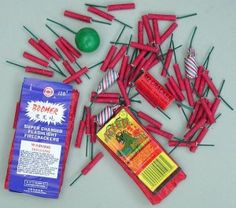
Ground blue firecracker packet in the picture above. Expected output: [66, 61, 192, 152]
[5, 78, 79, 198]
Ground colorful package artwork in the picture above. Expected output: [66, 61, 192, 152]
[5, 78, 79, 198]
[97, 107, 186, 204]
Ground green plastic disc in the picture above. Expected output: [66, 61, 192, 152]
[75, 27, 100, 53]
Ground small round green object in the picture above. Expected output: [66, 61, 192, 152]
[75, 27, 100, 53]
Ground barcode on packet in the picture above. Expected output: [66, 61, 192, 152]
[138, 152, 178, 192]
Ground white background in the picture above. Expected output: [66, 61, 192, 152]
[0, 0, 236, 207]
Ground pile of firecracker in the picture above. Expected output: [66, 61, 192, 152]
[4, 2, 233, 205]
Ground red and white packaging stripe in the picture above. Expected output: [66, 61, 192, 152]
[96, 105, 120, 126]
[97, 69, 119, 94]
[184, 48, 198, 79]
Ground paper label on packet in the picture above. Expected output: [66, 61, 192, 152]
[8, 78, 73, 198]
[97, 108, 178, 192]
[17, 140, 61, 179]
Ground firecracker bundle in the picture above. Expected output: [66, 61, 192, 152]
[5, 78, 79, 198]
[97, 107, 186, 204]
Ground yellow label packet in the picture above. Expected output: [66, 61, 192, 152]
[97, 108, 178, 192]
